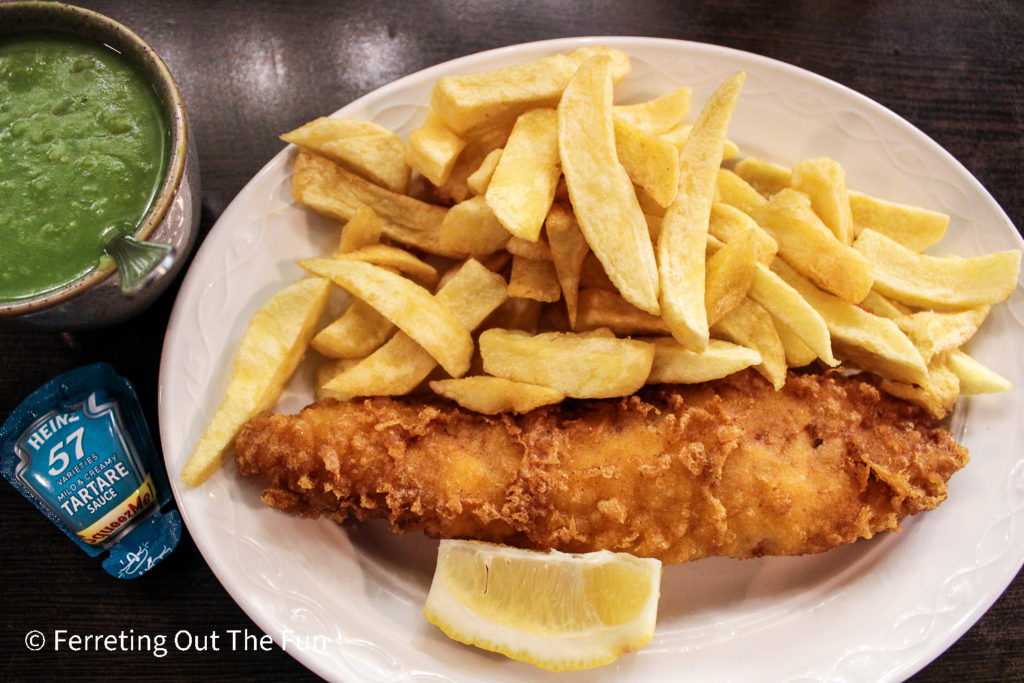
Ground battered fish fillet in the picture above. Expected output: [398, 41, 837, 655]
[234, 370, 968, 563]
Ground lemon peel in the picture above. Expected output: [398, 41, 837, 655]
[423, 540, 661, 671]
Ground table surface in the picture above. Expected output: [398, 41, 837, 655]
[2, 1, 1022, 680]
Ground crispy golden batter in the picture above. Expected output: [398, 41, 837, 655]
[234, 370, 968, 563]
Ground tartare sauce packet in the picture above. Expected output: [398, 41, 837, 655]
[1, 363, 181, 578]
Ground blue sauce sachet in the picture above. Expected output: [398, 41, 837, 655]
[1, 363, 181, 578]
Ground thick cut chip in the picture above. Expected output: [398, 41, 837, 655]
[895, 306, 990, 365]
[545, 204, 589, 327]
[946, 350, 1013, 394]
[466, 147, 503, 195]
[407, 110, 467, 187]
[338, 244, 440, 288]
[575, 288, 670, 336]
[299, 258, 473, 377]
[879, 361, 961, 419]
[660, 124, 740, 160]
[748, 263, 837, 366]
[431, 54, 576, 135]
[292, 151, 442, 232]
[291, 151, 462, 258]
[754, 188, 873, 304]
[772, 259, 927, 385]
[479, 329, 655, 398]
[612, 86, 692, 135]
[438, 195, 511, 257]
[315, 358, 360, 401]
[565, 45, 632, 81]
[429, 376, 564, 414]
[613, 115, 680, 207]
[715, 168, 767, 216]
[710, 298, 787, 390]
[848, 190, 948, 251]
[733, 157, 791, 197]
[773, 321, 820, 368]
[736, 161, 949, 251]
[485, 108, 561, 241]
[336, 206, 383, 254]
[708, 202, 776, 264]
[435, 131, 509, 205]
[282, 117, 389, 142]
[508, 255, 562, 302]
[704, 229, 758, 326]
[181, 277, 331, 485]
[280, 117, 409, 193]
[646, 337, 761, 384]
[429, 45, 634, 136]
[859, 290, 911, 319]
[853, 228, 1021, 309]
[322, 259, 508, 397]
[507, 235, 552, 261]
[658, 71, 745, 350]
[789, 157, 854, 244]
[311, 298, 395, 359]
[320, 334, 428, 400]
[558, 55, 660, 315]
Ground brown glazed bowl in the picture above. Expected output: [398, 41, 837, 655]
[0, 1, 200, 329]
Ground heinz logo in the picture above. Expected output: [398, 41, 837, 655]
[23, 412, 81, 453]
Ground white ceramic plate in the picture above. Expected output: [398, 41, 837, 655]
[159, 37, 1024, 682]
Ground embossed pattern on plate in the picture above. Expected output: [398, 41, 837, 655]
[159, 37, 1024, 682]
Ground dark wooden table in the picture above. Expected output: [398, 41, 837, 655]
[2, 1, 1021, 680]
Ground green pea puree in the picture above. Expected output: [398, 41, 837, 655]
[0, 32, 169, 302]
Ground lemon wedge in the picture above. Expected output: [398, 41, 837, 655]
[423, 540, 662, 671]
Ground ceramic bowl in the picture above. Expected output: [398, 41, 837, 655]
[0, 1, 200, 328]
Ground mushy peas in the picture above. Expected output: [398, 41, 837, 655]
[0, 32, 169, 302]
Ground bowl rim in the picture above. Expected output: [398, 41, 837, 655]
[0, 1, 189, 317]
